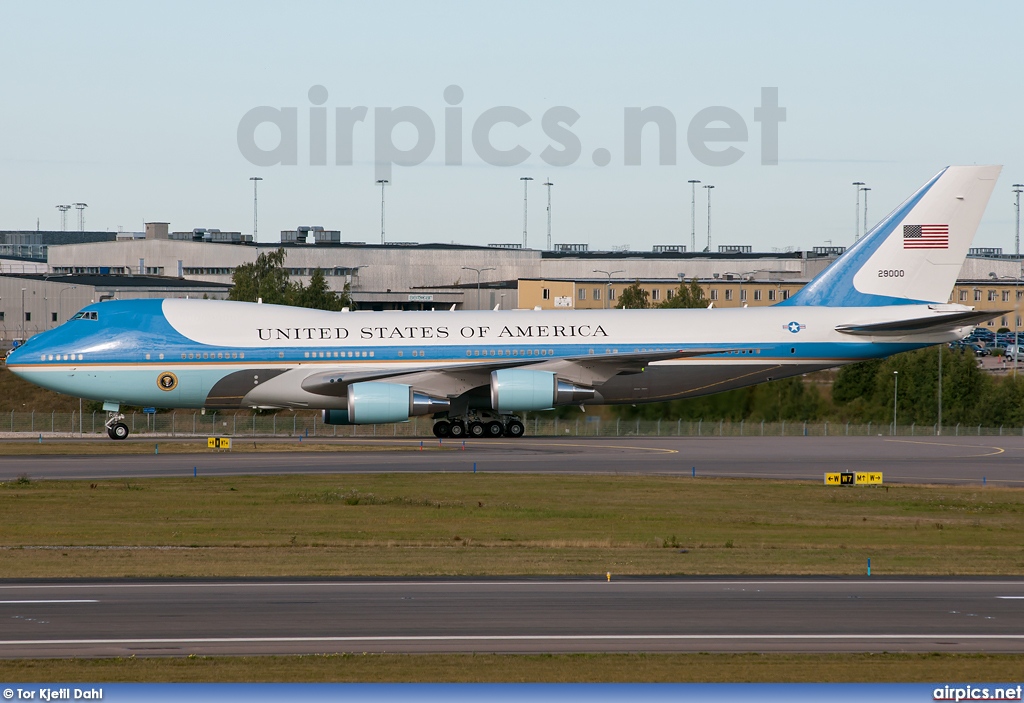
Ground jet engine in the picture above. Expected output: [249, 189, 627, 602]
[338, 381, 449, 424]
[322, 409, 352, 425]
[489, 369, 594, 413]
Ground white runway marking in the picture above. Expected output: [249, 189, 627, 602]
[0, 600, 97, 604]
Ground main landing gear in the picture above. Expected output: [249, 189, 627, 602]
[105, 412, 130, 440]
[432, 411, 525, 439]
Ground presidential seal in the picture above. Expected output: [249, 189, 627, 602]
[157, 372, 178, 391]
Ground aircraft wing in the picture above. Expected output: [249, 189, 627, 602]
[299, 347, 743, 398]
[834, 309, 1006, 336]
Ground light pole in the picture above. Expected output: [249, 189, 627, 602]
[861, 186, 871, 237]
[937, 342, 943, 436]
[893, 370, 898, 435]
[1011, 261, 1019, 378]
[73, 203, 88, 231]
[593, 269, 624, 309]
[852, 182, 865, 241]
[376, 179, 389, 244]
[688, 179, 701, 251]
[462, 266, 495, 310]
[724, 271, 756, 307]
[20, 288, 26, 340]
[990, 270, 1022, 379]
[520, 177, 534, 248]
[249, 177, 263, 240]
[56, 204, 71, 231]
[59, 285, 77, 325]
[346, 265, 369, 310]
[704, 184, 715, 252]
[543, 179, 553, 251]
[1013, 184, 1024, 258]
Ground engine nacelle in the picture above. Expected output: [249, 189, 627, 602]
[490, 369, 595, 412]
[346, 382, 450, 424]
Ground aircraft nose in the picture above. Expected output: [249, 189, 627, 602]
[4, 345, 29, 373]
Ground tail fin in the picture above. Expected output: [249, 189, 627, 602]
[781, 165, 1001, 307]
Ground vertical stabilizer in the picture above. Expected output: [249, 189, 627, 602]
[782, 165, 1001, 307]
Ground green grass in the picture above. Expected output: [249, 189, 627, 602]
[3, 473, 1022, 682]
[2, 473, 1023, 577]
[1, 653, 1022, 682]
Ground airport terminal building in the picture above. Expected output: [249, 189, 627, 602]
[3, 223, 1024, 347]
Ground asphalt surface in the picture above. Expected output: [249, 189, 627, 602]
[1, 578, 1022, 656]
[1, 435, 1023, 485]
[3, 438, 1021, 658]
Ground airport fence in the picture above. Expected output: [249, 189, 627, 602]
[5, 410, 1024, 439]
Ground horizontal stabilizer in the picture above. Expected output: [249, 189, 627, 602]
[835, 309, 1006, 336]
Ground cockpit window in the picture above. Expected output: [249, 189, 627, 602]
[71, 312, 98, 321]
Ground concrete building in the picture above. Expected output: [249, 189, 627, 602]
[0, 230, 117, 262]
[46, 226, 843, 309]
[0, 273, 231, 348]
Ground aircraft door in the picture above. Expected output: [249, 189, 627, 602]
[177, 371, 209, 407]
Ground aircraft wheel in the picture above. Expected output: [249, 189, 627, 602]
[485, 421, 504, 438]
[110, 423, 130, 441]
[432, 421, 451, 438]
[504, 420, 525, 438]
[448, 421, 466, 438]
[468, 421, 486, 438]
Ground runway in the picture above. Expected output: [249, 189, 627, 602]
[1, 578, 1022, 657]
[2, 435, 1023, 485]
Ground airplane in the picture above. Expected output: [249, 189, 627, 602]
[4, 165, 1004, 440]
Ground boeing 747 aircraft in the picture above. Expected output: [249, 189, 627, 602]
[5, 166, 1004, 439]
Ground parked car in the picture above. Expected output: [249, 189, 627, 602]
[969, 343, 990, 357]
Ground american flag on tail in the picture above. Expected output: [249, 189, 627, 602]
[903, 224, 949, 249]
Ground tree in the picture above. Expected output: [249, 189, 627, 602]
[658, 280, 707, 309]
[229, 248, 296, 305]
[615, 281, 650, 309]
[832, 358, 884, 404]
[293, 268, 349, 311]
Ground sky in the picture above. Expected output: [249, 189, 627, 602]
[1, 1, 1022, 253]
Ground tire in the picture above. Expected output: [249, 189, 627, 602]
[111, 423, 130, 440]
[432, 421, 451, 438]
[485, 421, 504, 438]
[106, 428, 116, 440]
[468, 421, 486, 438]
[504, 420, 525, 438]
[448, 421, 466, 438]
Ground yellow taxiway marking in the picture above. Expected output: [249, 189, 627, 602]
[884, 439, 1005, 457]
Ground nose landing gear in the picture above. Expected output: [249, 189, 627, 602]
[105, 412, 130, 440]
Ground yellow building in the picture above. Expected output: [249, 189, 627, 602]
[951, 280, 1024, 330]
[518, 277, 804, 310]
[519, 277, 1024, 332]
